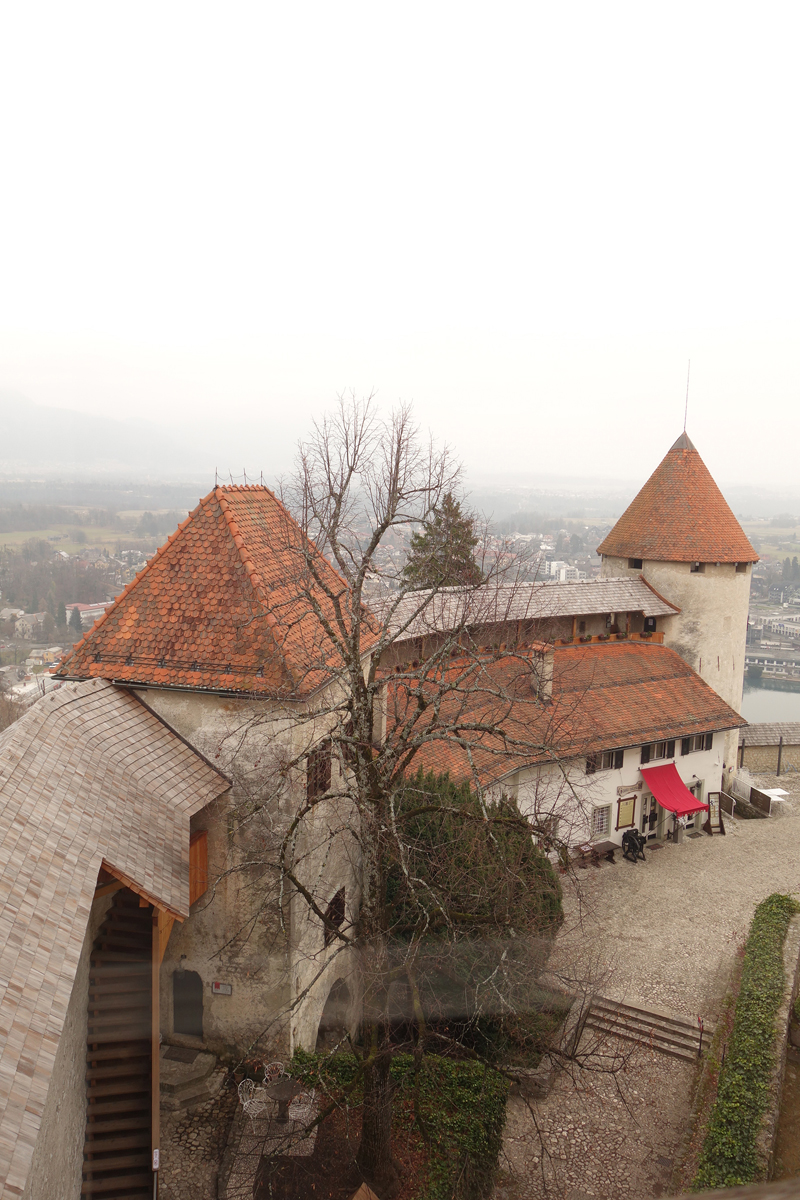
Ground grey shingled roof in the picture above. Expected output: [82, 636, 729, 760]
[374, 577, 679, 643]
[739, 722, 800, 746]
[0, 679, 229, 1198]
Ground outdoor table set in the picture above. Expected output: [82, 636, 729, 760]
[237, 1061, 316, 1130]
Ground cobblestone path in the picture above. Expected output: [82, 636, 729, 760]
[497, 770, 800, 1200]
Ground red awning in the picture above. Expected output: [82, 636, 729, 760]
[640, 763, 709, 816]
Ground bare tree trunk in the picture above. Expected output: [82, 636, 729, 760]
[357, 1037, 400, 1198]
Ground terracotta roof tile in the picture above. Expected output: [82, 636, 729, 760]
[396, 640, 746, 785]
[57, 486, 367, 696]
[596, 433, 758, 563]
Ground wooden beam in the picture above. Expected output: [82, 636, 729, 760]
[94, 880, 126, 899]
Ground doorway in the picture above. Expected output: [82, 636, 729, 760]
[173, 968, 203, 1038]
[640, 794, 661, 841]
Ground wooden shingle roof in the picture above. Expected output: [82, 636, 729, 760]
[596, 433, 758, 564]
[57, 485, 364, 697]
[0, 680, 229, 1197]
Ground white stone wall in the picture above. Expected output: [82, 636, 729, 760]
[601, 555, 751, 769]
[22, 894, 112, 1200]
[513, 738, 724, 849]
[137, 687, 361, 1060]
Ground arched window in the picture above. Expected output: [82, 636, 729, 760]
[323, 888, 346, 946]
[173, 968, 203, 1038]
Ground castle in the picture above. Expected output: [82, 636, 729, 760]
[0, 431, 756, 1199]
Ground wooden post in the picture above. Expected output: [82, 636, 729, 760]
[151, 909, 176, 1197]
[152, 910, 160, 1197]
[777, 735, 783, 777]
[739, 738, 745, 768]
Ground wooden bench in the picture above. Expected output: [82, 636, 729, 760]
[572, 840, 617, 867]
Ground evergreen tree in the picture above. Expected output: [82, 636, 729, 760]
[783, 557, 792, 579]
[793, 556, 800, 582]
[69, 606, 84, 637]
[402, 493, 483, 589]
[57, 601, 67, 628]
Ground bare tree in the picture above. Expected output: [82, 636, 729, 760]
[214, 396, 606, 1196]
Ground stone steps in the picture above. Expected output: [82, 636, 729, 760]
[584, 996, 714, 1063]
[160, 1048, 225, 1112]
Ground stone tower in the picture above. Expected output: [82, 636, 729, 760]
[596, 432, 758, 771]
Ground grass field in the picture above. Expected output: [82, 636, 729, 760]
[741, 519, 800, 562]
[0, 526, 164, 554]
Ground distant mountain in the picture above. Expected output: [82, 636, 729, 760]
[0, 391, 204, 479]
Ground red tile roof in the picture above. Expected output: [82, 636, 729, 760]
[596, 433, 758, 563]
[395, 639, 745, 786]
[57, 485, 368, 696]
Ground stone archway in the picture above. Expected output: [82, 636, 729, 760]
[315, 978, 351, 1051]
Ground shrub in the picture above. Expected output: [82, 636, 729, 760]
[291, 1050, 509, 1199]
[693, 893, 800, 1190]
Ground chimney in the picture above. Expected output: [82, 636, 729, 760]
[531, 643, 554, 702]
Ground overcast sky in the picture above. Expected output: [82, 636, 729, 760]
[0, 2, 797, 488]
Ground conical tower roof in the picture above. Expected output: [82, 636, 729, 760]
[596, 434, 758, 564]
[58, 485, 363, 696]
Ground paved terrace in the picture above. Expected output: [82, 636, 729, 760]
[499, 770, 800, 1200]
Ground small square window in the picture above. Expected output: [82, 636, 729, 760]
[736, 562, 748, 574]
[602, 749, 624, 770]
[592, 806, 610, 837]
[643, 617, 656, 633]
[690, 562, 705, 574]
[628, 558, 643, 570]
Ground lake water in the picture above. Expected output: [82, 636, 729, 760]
[740, 683, 800, 723]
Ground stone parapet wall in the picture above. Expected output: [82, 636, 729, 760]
[739, 745, 800, 774]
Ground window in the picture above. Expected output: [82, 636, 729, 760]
[690, 562, 705, 574]
[736, 562, 748, 574]
[592, 806, 610, 837]
[323, 888, 346, 947]
[643, 616, 656, 633]
[641, 740, 675, 764]
[307, 741, 332, 800]
[588, 748, 623, 774]
[189, 831, 208, 905]
[578, 620, 586, 634]
[628, 558, 643, 570]
[681, 733, 713, 755]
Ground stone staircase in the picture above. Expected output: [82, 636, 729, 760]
[160, 1044, 226, 1111]
[584, 996, 714, 1063]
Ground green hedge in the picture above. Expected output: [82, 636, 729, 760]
[292, 1050, 509, 1199]
[693, 893, 799, 1190]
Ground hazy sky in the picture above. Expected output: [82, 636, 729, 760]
[1, 3, 797, 487]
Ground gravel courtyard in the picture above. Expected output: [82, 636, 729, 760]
[498, 770, 800, 1200]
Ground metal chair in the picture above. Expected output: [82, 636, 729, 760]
[264, 1060, 285, 1082]
[288, 1087, 316, 1124]
[237, 1078, 273, 1130]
